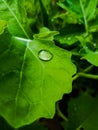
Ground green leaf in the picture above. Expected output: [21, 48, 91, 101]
[0, 116, 47, 130]
[81, 50, 98, 66]
[76, 34, 98, 66]
[58, 0, 82, 23]
[58, 0, 97, 22]
[85, 0, 97, 21]
[62, 92, 98, 130]
[0, 20, 7, 35]
[25, 0, 51, 19]
[0, 33, 76, 128]
[76, 106, 98, 130]
[0, 0, 32, 38]
[34, 27, 59, 41]
[0, 28, 12, 54]
[54, 24, 85, 46]
[24, 0, 51, 30]
[55, 34, 78, 45]
[58, 0, 97, 33]
[89, 15, 98, 32]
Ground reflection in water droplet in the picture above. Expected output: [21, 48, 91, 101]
[93, 43, 97, 47]
[67, 37, 71, 40]
[38, 50, 53, 61]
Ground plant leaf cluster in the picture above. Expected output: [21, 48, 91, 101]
[0, 0, 98, 129]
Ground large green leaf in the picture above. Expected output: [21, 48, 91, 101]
[0, 0, 32, 38]
[0, 31, 76, 128]
[0, 116, 47, 130]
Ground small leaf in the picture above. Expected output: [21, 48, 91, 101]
[77, 34, 98, 66]
[55, 34, 78, 45]
[85, 0, 97, 21]
[55, 24, 84, 46]
[34, 27, 59, 41]
[81, 50, 98, 66]
[58, 0, 98, 23]
[89, 15, 98, 32]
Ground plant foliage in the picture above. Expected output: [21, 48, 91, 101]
[0, 0, 98, 130]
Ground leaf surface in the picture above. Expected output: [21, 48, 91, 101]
[0, 20, 7, 35]
[58, 0, 97, 23]
[34, 27, 59, 41]
[62, 93, 98, 130]
[82, 50, 98, 66]
[0, 0, 32, 38]
[0, 32, 76, 128]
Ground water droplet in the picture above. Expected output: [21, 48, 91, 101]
[38, 50, 53, 61]
[67, 37, 71, 40]
[93, 43, 97, 47]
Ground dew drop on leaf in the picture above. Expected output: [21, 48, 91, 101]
[93, 43, 97, 47]
[38, 50, 53, 61]
[67, 37, 71, 40]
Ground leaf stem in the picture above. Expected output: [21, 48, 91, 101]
[79, 0, 88, 33]
[72, 65, 96, 81]
[72, 65, 93, 80]
[77, 72, 98, 79]
[56, 102, 68, 122]
[83, 65, 94, 72]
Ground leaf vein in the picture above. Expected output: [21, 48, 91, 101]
[1, 0, 30, 38]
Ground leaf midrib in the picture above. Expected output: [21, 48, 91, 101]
[15, 40, 53, 118]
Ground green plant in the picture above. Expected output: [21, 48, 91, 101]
[0, 0, 98, 130]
